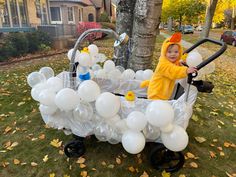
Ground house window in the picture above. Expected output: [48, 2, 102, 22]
[9, 0, 19, 26]
[18, 0, 27, 26]
[50, 7, 62, 24]
[88, 13, 94, 22]
[78, 9, 82, 21]
[1, 1, 10, 27]
[41, 4, 48, 25]
[68, 7, 74, 23]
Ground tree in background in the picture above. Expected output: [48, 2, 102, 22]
[201, 0, 218, 38]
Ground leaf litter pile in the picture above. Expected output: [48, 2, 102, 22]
[0, 37, 235, 177]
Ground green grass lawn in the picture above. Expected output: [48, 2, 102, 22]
[0, 37, 235, 177]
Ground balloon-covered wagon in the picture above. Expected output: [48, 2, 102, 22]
[27, 29, 227, 172]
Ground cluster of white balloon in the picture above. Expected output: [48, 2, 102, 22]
[27, 45, 213, 155]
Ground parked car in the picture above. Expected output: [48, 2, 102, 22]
[220, 31, 236, 46]
[180, 25, 194, 34]
[195, 26, 203, 31]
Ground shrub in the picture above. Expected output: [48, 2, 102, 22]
[0, 40, 17, 62]
[7, 32, 29, 56]
[98, 12, 110, 22]
[100, 22, 116, 31]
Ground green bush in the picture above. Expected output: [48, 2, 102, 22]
[98, 12, 110, 22]
[0, 40, 17, 62]
[7, 32, 29, 56]
[100, 22, 116, 31]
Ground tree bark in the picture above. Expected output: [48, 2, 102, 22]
[201, 0, 218, 38]
[128, 0, 163, 71]
[114, 0, 136, 68]
[231, 6, 235, 30]
[167, 17, 172, 32]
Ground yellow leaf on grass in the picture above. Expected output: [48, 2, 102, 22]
[224, 142, 231, 148]
[11, 142, 19, 148]
[80, 164, 86, 168]
[161, 170, 171, 177]
[128, 166, 135, 173]
[43, 155, 49, 162]
[101, 161, 106, 166]
[108, 164, 115, 169]
[179, 175, 186, 177]
[217, 147, 223, 151]
[1, 161, 9, 167]
[31, 162, 38, 167]
[13, 159, 20, 165]
[50, 139, 62, 148]
[76, 157, 86, 164]
[64, 175, 70, 177]
[49, 173, 55, 177]
[39, 134, 45, 140]
[220, 152, 225, 156]
[191, 115, 199, 122]
[4, 126, 12, 134]
[80, 170, 87, 177]
[116, 157, 121, 164]
[209, 151, 217, 158]
[186, 152, 195, 159]
[195, 136, 206, 143]
[190, 162, 198, 168]
[216, 119, 225, 125]
[140, 171, 149, 177]
[17, 102, 25, 106]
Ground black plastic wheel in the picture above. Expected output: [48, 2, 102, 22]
[64, 140, 86, 158]
[149, 143, 185, 173]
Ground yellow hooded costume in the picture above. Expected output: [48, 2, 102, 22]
[141, 33, 188, 100]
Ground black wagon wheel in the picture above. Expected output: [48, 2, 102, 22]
[64, 140, 86, 158]
[149, 143, 185, 173]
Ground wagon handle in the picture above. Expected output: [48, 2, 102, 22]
[183, 38, 227, 71]
[69, 28, 128, 89]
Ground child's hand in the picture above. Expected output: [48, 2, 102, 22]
[187, 67, 197, 74]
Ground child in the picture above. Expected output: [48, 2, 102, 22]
[141, 33, 197, 100]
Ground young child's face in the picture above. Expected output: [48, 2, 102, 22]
[166, 44, 180, 63]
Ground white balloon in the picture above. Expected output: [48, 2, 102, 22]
[108, 114, 121, 125]
[55, 88, 80, 111]
[94, 53, 107, 63]
[78, 52, 91, 67]
[145, 100, 174, 128]
[67, 49, 80, 62]
[39, 104, 57, 115]
[135, 70, 144, 80]
[39, 67, 54, 80]
[77, 80, 101, 102]
[77, 65, 89, 75]
[103, 60, 115, 73]
[186, 51, 203, 67]
[39, 89, 56, 106]
[143, 123, 161, 140]
[122, 130, 145, 154]
[88, 44, 99, 56]
[115, 119, 129, 133]
[27, 72, 46, 88]
[143, 69, 153, 80]
[121, 69, 135, 80]
[161, 125, 189, 152]
[160, 123, 174, 133]
[73, 101, 93, 122]
[46, 77, 63, 92]
[95, 92, 120, 118]
[115, 65, 125, 73]
[126, 111, 147, 131]
[31, 82, 49, 101]
[95, 69, 107, 79]
[92, 64, 102, 72]
[107, 69, 122, 80]
[89, 69, 94, 79]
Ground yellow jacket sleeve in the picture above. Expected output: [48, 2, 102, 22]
[140, 80, 150, 88]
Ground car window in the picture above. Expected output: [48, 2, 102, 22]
[233, 32, 236, 36]
[225, 31, 233, 36]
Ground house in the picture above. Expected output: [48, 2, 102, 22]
[0, 0, 50, 33]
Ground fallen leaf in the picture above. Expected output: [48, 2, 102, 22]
[1, 161, 9, 167]
[80, 164, 86, 168]
[11, 142, 19, 148]
[13, 159, 20, 165]
[179, 175, 186, 177]
[217, 147, 223, 151]
[59, 150, 64, 155]
[91, 168, 96, 171]
[39, 134, 45, 140]
[80, 170, 87, 177]
[190, 162, 198, 168]
[17, 102, 25, 106]
[226, 171, 235, 177]
[224, 142, 231, 148]
[76, 157, 86, 164]
[161, 170, 171, 177]
[216, 119, 225, 125]
[31, 162, 38, 167]
[220, 152, 225, 156]
[43, 155, 49, 162]
[64, 175, 70, 177]
[209, 151, 217, 158]
[107, 164, 115, 169]
[128, 166, 135, 173]
[191, 115, 199, 122]
[21, 162, 27, 165]
[195, 136, 206, 143]
[140, 171, 149, 177]
[49, 173, 56, 177]
[50, 139, 62, 148]
[186, 152, 195, 159]
[116, 157, 121, 164]
[4, 126, 12, 134]
[101, 161, 106, 166]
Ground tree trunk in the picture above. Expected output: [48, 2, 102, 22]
[231, 6, 235, 30]
[201, 0, 218, 38]
[114, 0, 136, 68]
[167, 17, 172, 32]
[128, 0, 163, 71]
